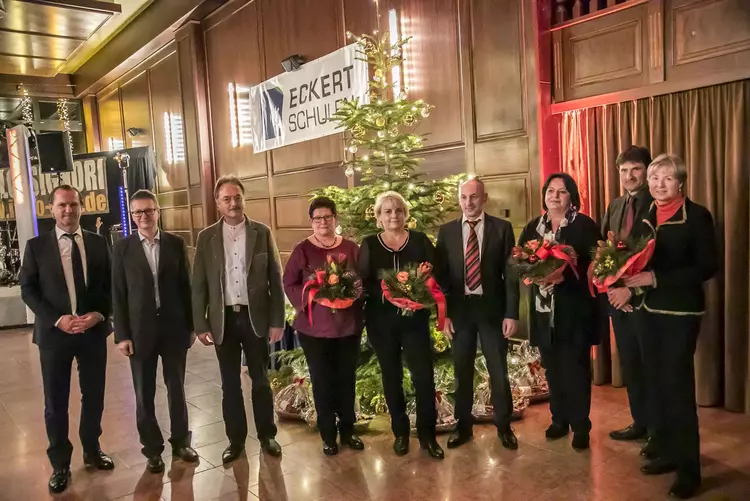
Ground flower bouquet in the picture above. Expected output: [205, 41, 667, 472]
[302, 253, 362, 324]
[588, 231, 656, 296]
[509, 239, 579, 286]
[379, 262, 446, 330]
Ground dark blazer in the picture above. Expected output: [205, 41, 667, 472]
[192, 217, 285, 344]
[435, 214, 519, 321]
[20, 229, 112, 348]
[112, 232, 193, 355]
[518, 214, 602, 347]
[601, 186, 653, 239]
[631, 198, 718, 315]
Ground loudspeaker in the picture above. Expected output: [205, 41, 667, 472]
[36, 131, 73, 173]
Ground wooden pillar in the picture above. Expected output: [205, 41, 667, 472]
[81, 95, 101, 152]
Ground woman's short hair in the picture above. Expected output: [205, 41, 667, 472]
[308, 196, 337, 218]
[374, 191, 410, 221]
[542, 172, 581, 211]
[647, 153, 688, 185]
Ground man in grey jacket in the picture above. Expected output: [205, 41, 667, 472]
[192, 175, 285, 463]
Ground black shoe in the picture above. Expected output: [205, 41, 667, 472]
[641, 458, 677, 475]
[669, 478, 701, 499]
[420, 438, 445, 460]
[609, 423, 647, 441]
[393, 436, 409, 456]
[260, 438, 282, 457]
[322, 441, 339, 456]
[83, 450, 115, 470]
[341, 434, 365, 451]
[545, 422, 569, 439]
[222, 443, 245, 464]
[572, 432, 590, 450]
[48, 468, 71, 494]
[640, 438, 659, 459]
[447, 430, 473, 449]
[146, 456, 165, 474]
[498, 427, 518, 450]
[173, 445, 199, 463]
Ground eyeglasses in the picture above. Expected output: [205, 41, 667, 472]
[131, 209, 157, 218]
[311, 215, 335, 223]
[220, 195, 244, 204]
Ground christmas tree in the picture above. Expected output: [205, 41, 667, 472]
[312, 31, 464, 242]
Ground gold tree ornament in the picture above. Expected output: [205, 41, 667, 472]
[420, 107, 431, 118]
[352, 124, 365, 138]
[404, 114, 416, 126]
[407, 217, 417, 229]
[347, 143, 358, 154]
[375, 116, 386, 127]
[365, 205, 376, 220]
[433, 192, 445, 204]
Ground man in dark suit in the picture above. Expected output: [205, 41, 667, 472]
[20, 185, 114, 494]
[601, 146, 655, 454]
[436, 178, 520, 450]
[192, 175, 285, 463]
[112, 190, 199, 474]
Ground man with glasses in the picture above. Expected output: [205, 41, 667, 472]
[112, 190, 198, 473]
[192, 175, 284, 463]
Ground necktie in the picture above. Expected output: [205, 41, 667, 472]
[63, 233, 86, 311]
[465, 220, 481, 292]
[620, 196, 636, 239]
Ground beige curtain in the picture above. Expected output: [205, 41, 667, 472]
[561, 80, 750, 413]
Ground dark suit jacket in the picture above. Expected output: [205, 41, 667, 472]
[20, 229, 112, 349]
[112, 232, 193, 355]
[631, 198, 718, 315]
[192, 217, 285, 344]
[435, 214, 519, 322]
[601, 186, 653, 239]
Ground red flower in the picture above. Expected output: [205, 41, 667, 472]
[528, 255, 539, 264]
[396, 271, 410, 283]
[526, 240, 540, 251]
[327, 274, 340, 285]
[616, 241, 628, 250]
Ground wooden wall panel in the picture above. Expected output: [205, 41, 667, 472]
[275, 196, 311, 228]
[484, 175, 530, 229]
[97, 91, 124, 150]
[244, 199, 272, 226]
[160, 206, 192, 231]
[474, 136, 530, 177]
[120, 72, 153, 149]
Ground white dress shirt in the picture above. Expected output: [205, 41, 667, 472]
[55, 225, 87, 315]
[462, 212, 485, 295]
[138, 230, 161, 308]
[223, 220, 248, 306]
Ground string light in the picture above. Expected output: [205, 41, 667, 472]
[21, 88, 33, 126]
[57, 98, 73, 151]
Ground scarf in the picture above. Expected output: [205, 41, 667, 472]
[656, 196, 685, 226]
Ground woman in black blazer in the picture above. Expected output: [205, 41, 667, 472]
[624, 154, 718, 499]
[518, 173, 602, 451]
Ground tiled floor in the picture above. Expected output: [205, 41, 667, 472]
[0, 327, 748, 501]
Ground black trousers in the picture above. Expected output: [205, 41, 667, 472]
[610, 305, 649, 430]
[367, 310, 436, 440]
[129, 318, 190, 458]
[39, 332, 107, 469]
[298, 332, 361, 443]
[215, 308, 277, 443]
[539, 340, 592, 434]
[639, 310, 702, 482]
[452, 296, 513, 432]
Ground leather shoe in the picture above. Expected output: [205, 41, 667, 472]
[572, 432, 590, 450]
[499, 427, 518, 450]
[146, 456, 165, 474]
[173, 445, 199, 463]
[669, 478, 701, 499]
[545, 422, 569, 439]
[341, 434, 365, 451]
[609, 423, 647, 441]
[83, 450, 115, 470]
[640, 437, 659, 459]
[222, 443, 245, 464]
[48, 468, 71, 494]
[393, 436, 409, 456]
[420, 438, 445, 460]
[322, 441, 339, 456]
[641, 458, 676, 475]
[447, 430, 473, 449]
[260, 438, 282, 457]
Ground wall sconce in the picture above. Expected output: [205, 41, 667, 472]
[281, 55, 305, 72]
[228, 83, 252, 148]
[126, 127, 142, 137]
[163, 112, 184, 164]
[108, 137, 125, 151]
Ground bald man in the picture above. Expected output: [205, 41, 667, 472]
[435, 178, 520, 450]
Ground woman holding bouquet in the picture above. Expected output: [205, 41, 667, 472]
[518, 173, 601, 450]
[357, 191, 444, 459]
[283, 197, 364, 456]
[624, 154, 718, 499]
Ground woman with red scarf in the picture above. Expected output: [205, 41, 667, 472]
[625, 154, 718, 499]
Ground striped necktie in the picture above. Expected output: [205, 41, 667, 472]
[465, 220, 481, 291]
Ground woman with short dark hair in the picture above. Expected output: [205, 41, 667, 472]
[282, 197, 364, 456]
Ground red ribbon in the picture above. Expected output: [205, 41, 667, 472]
[301, 273, 358, 325]
[588, 239, 656, 296]
[379, 275, 446, 331]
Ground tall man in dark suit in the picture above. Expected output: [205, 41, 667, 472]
[112, 190, 199, 474]
[436, 178, 520, 450]
[601, 146, 655, 453]
[20, 185, 114, 494]
[192, 175, 285, 463]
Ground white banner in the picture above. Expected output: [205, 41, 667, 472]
[249, 44, 369, 153]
